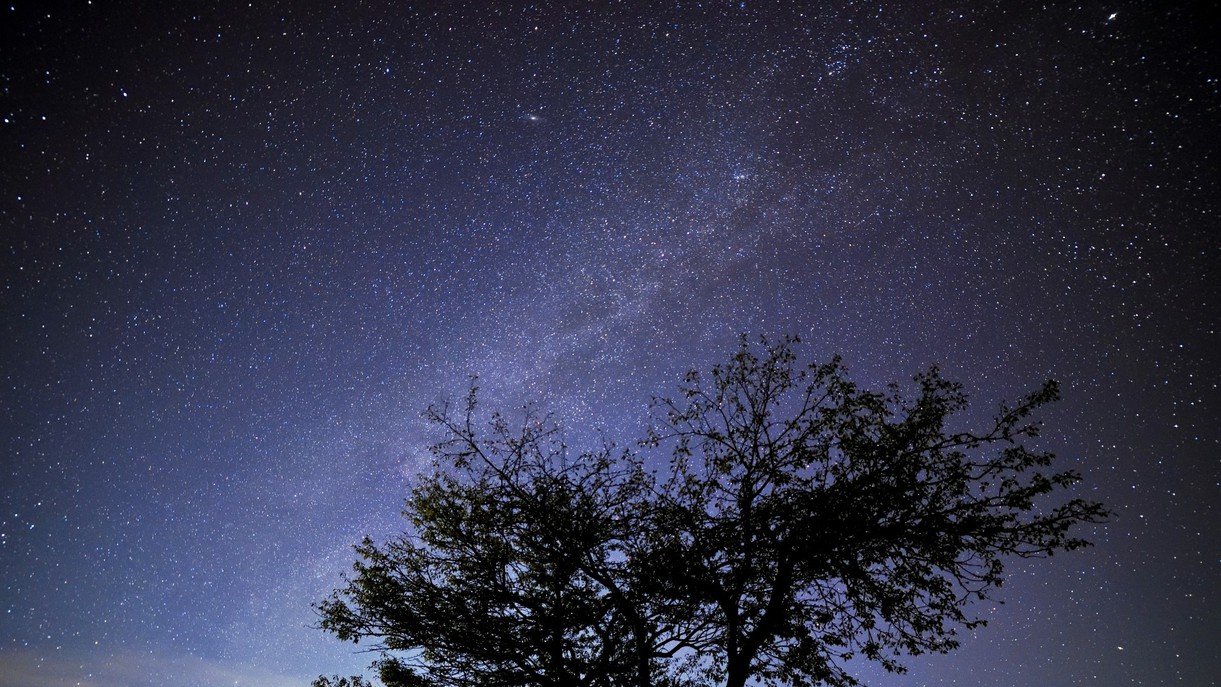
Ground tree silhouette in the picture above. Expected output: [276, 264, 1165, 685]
[638, 336, 1107, 686]
[316, 387, 696, 687]
[315, 336, 1106, 686]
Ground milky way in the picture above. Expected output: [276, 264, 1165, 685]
[1, 3, 1216, 685]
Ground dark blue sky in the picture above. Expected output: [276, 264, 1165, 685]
[1, 2, 1216, 685]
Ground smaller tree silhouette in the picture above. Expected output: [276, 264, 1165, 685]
[311, 675, 372, 687]
[316, 386, 694, 687]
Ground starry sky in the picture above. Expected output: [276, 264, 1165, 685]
[1, 2, 1217, 686]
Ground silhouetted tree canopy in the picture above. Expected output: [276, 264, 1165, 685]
[315, 336, 1107, 687]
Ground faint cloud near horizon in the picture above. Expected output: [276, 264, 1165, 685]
[0, 648, 304, 687]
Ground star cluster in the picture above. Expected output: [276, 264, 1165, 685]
[1, 2, 1216, 685]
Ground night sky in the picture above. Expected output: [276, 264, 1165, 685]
[1, 2, 1217, 686]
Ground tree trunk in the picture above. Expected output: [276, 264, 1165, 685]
[725, 658, 750, 687]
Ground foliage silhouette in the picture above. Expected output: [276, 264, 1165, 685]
[311, 675, 373, 687]
[317, 386, 691, 687]
[315, 336, 1106, 686]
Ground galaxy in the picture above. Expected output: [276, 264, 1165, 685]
[1, 2, 1216, 685]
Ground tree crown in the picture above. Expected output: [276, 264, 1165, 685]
[314, 336, 1107, 687]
